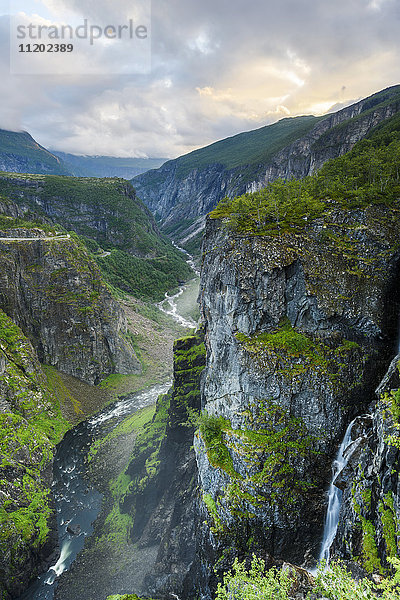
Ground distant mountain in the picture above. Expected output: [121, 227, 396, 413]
[132, 85, 400, 253]
[0, 128, 166, 180]
[0, 129, 71, 175]
[52, 152, 167, 179]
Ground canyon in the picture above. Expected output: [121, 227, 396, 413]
[1, 84, 400, 600]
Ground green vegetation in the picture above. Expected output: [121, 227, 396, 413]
[142, 116, 322, 188]
[95, 331, 205, 550]
[197, 398, 317, 524]
[96, 248, 191, 302]
[382, 386, 400, 450]
[0, 128, 69, 175]
[198, 412, 237, 478]
[88, 404, 156, 464]
[180, 229, 204, 257]
[236, 318, 361, 386]
[210, 112, 400, 235]
[0, 212, 61, 234]
[216, 555, 400, 600]
[203, 493, 224, 535]
[360, 518, 384, 574]
[105, 555, 400, 600]
[0, 310, 70, 567]
[379, 492, 399, 559]
[42, 365, 84, 418]
[216, 555, 293, 600]
[172, 332, 205, 418]
[352, 493, 384, 574]
[100, 390, 172, 546]
[0, 173, 193, 301]
[314, 558, 400, 599]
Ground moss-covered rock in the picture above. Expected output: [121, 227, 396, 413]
[0, 309, 69, 599]
[198, 197, 400, 569]
[0, 225, 140, 384]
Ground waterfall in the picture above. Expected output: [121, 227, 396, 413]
[318, 418, 356, 564]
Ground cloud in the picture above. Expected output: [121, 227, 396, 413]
[0, 0, 399, 157]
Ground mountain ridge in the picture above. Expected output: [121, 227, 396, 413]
[0, 129, 71, 176]
[132, 84, 400, 251]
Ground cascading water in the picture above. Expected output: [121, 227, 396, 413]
[318, 418, 357, 564]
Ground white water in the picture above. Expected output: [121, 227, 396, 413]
[157, 286, 198, 329]
[18, 383, 171, 600]
[172, 241, 200, 277]
[88, 382, 171, 427]
[318, 418, 356, 564]
[44, 541, 73, 585]
[156, 243, 199, 329]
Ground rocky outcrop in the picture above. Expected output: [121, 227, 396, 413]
[133, 85, 400, 246]
[0, 174, 161, 257]
[53, 330, 206, 600]
[331, 354, 400, 574]
[196, 202, 400, 571]
[0, 230, 140, 384]
[0, 309, 67, 599]
[250, 89, 400, 193]
[128, 330, 206, 600]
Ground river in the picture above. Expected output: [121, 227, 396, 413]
[17, 384, 171, 600]
[17, 245, 198, 600]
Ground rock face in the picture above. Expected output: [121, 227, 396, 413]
[332, 354, 400, 573]
[0, 309, 68, 600]
[0, 231, 140, 384]
[133, 85, 400, 246]
[195, 203, 400, 571]
[122, 330, 206, 600]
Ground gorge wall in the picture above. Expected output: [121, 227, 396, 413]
[192, 201, 400, 582]
[105, 198, 400, 600]
[0, 229, 139, 385]
[0, 309, 69, 599]
[0, 202, 141, 598]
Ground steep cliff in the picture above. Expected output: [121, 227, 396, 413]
[133, 85, 400, 249]
[0, 309, 69, 599]
[331, 354, 400, 574]
[53, 330, 205, 600]
[0, 219, 140, 385]
[0, 174, 164, 257]
[0, 174, 193, 300]
[121, 330, 205, 600]
[196, 199, 400, 572]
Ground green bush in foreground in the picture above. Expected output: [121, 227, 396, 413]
[314, 558, 400, 600]
[216, 556, 293, 600]
[215, 556, 400, 600]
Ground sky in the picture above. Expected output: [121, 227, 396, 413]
[0, 0, 399, 159]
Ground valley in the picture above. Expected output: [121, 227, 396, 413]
[1, 84, 400, 600]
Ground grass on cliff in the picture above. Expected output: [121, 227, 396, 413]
[137, 115, 322, 189]
[210, 113, 400, 235]
[0, 310, 70, 557]
[0, 173, 193, 301]
[0, 129, 69, 175]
